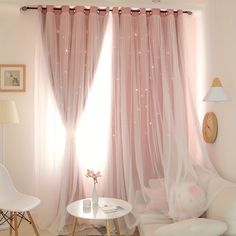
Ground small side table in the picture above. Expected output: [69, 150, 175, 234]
[67, 197, 132, 236]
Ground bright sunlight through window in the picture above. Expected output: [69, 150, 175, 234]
[76, 16, 112, 177]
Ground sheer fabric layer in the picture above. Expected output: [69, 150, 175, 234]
[110, 8, 229, 225]
[36, 6, 108, 233]
[34, 6, 231, 235]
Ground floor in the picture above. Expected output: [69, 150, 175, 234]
[0, 221, 140, 236]
[0, 221, 52, 236]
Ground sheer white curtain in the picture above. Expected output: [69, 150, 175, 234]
[34, 6, 108, 234]
[34, 33, 66, 230]
[33, 6, 231, 235]
[109, 8, 231, 226]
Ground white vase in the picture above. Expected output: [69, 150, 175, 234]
[92, 184, 99, 205]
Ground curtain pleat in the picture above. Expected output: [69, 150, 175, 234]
[37, 6, 108, 233]
[34, 6, 231, 235]
[109, 9, 226, 227]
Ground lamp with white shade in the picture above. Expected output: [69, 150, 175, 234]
[0, 100, 19, 123]
[202, 78, 228, 144]
[203, 77, 229, 102]
[0, 100, 19, 164]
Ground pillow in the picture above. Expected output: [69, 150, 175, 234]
[154, 218, 227, 236]
[142, 179, 169, 214]
[142, 185, 168, 213]
[173, 182, 207, 219]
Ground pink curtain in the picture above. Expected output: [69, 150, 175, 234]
[35, 5, 226, 234]
[38, 6, 108, 233]
[110, 7, 176, 203]
[109, 8, 220, 227]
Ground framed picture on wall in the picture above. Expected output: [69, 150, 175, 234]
[0, 64, 26, 92]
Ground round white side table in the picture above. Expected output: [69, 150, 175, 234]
[67, 197, 132, 236]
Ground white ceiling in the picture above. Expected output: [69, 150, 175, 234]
[0, 0, 206, 11]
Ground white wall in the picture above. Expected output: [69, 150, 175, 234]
[0, 5, 39, 193]
[202, 0, 236, 182]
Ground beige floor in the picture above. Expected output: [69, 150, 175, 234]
[0, 221, 52, 236]
[0, 221, 140, 236]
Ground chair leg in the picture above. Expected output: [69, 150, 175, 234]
[13, 212, 18, 236]
[27, 211, 40, 236]
[10, 211, 13, 235]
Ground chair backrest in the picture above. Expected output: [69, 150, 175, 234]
[0, 164, 18, 201]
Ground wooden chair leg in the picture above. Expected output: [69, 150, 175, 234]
[10, 212, 13, 235]
[27, 211, 40, 236]
[13, 212, 18, 236]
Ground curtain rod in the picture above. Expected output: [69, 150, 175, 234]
[20, 6, 192, 15]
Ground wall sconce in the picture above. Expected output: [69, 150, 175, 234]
[202, 78, 228, 144]
[203, 77, 228, 102]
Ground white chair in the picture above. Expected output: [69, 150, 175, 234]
[0, 164, 40, 236]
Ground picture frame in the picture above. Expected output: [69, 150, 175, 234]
[0, 64, 26, 92]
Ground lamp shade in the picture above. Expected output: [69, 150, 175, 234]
[0, 100, 19, 124]
[203, 78, 228, 102]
